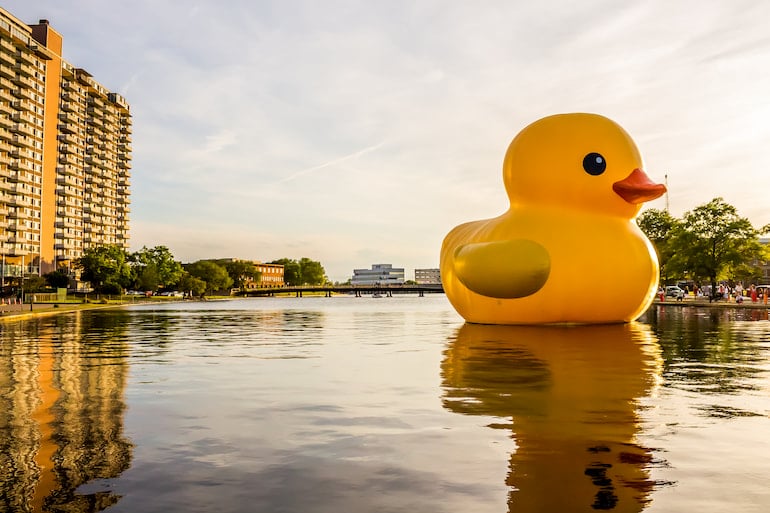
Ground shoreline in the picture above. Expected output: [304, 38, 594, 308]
[654, 298, 770, 309]
[0, 297, 220, 323]
[0, 296, 767, 323]
[0, 302, 129, 322]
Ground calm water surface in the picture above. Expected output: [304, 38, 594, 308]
[1, 296, 769, 512]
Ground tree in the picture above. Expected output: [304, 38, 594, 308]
[177, 271, 206, 297]
[298, 257, 327, 285]
[135, 262, 160, 291]
[270, 258, 300, 285]
[223, 260, 259, 291]
[185, 260, 233, 295]
[131, 246, 183, 291]
[637, 208, 679, 284]
[24, 274, 48, 293]
[77, 245, 135, 294]
[269, 257, 327, 285]
[667, 198, 763, 298]
[44, 269, 71, 289]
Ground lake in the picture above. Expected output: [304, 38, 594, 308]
[1, 295, 769, 512]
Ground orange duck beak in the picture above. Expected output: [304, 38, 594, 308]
[613, 168, 666, 204]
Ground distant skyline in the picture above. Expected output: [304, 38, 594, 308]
[5, 1, 770, 282]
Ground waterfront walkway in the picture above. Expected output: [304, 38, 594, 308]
[1, 293, 767, 323]
[241, 284, 445, 297]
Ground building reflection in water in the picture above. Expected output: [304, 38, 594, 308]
[0, 312, 132, 512]
[441, 322, 667, 512]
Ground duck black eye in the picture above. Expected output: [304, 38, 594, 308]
[583, 152, 606, 176]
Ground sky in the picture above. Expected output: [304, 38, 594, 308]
[5, 0, 770, 282]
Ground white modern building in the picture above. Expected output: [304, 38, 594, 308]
[351, 264, 405, 285]
[415, 268, 441, 285]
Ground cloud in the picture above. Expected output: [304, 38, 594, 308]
[5, 0, 770, 281]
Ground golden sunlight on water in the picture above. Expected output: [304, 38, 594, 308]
[0, 312, 132, 512]
[441, 322, 667, 512]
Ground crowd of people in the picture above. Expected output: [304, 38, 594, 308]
[659, 282, 768, 304]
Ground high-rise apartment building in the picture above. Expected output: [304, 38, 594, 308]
[0, 8, 131, 285]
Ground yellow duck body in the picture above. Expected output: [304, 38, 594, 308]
[440, 113, 666, 325]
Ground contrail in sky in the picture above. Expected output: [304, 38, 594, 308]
[276, 141, 387, 184]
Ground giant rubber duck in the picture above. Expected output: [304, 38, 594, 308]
[440, 113, 666, 324]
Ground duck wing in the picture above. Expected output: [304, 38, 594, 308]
[454, 239, 550, 299]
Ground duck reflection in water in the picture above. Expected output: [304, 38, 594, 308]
[441, 322, 665, 512]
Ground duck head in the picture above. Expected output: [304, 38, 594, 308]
[502, 113, 666, 218]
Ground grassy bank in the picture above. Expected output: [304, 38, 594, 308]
[0, 295, 218, 322]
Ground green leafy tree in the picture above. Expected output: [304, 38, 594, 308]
[44, 269, 71, 289]
[223, 260, 259, 291]
[77, 245, 135, 294]
[186, 260, 233, 295]
[298, 257, 327, 285]
[269, 257, 327, 285]
[637, 208, 679, 284]
[131, 246, 183, 291]
[270, 258, 300, 285]
[177, 271, 206, 297]
[135, 262, 160, 291]
[24, 274, 48, 293]
[667, 198, 763, 297]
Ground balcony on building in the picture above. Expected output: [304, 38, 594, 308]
[57, 122, 76, 134]
[56, 186, 80, 197]
[0, 64, 14, 80]
[55, 216, 81, 228]
[9, 193, 32, 208]
[56, 175, 80, 188]
[75, 68, 95, 87]
[9, 147, 30, 159]
[12, 62, 34, 78]
[54, 241, 78, 251]
[0, 37, 14, 53]
[84, 156, 105, 169]
[87, 116, 104, 128]
[58, 153, 78, 166]
[15, 49, 36, 66]
[107, 92, 129, 109]
[87, 95, 105, 108]
[11, 74, 33, 88]
[86, 125, 104, 136]
[0, 51, 14, 67]
[57, 197, 79, 209]
[56, 164, 82, 178]
[9, 134, 27, 147]
[9, 121, 27, 135]
[8, 160, 32, 172]
[57, 133, 77, 145]
[11, 111, 32, 124]
[58, 111, 77, 124]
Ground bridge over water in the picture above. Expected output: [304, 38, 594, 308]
[241, 284, 444, 298]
